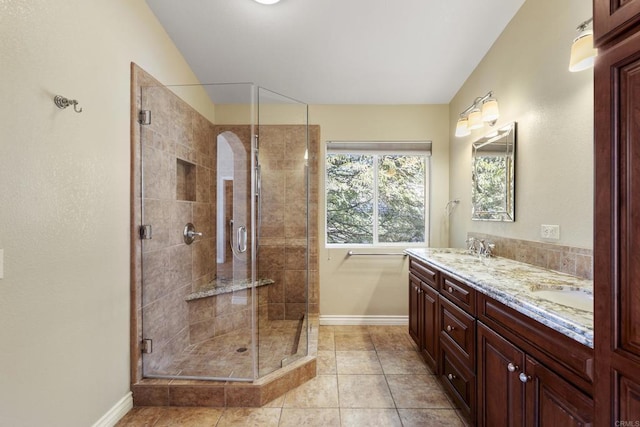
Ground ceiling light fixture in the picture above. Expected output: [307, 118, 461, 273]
[454, 91, 500, 138]
[569, 18, 597, 72]
[254, 0, 281, 4]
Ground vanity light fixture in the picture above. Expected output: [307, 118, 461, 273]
[455, 91, 500, 137]
[569, 18, 597, 72]
[254, 0, 281, 4]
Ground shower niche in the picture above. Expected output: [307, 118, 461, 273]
[130, 64, 318, 406]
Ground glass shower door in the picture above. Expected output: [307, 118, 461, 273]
[139, 82, 257, 381]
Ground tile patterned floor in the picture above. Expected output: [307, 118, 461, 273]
[159, 319, 304, 379]
[117, 325, 470, 426]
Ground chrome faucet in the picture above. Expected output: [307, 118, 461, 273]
[466, 237, 495, 257]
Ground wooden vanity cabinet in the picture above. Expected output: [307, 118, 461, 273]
[408, 258, 439, 372]
[477, 322, 593, 427]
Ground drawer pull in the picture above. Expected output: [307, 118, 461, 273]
[447, 373, 457, 381]
[446, 325, 455, 332]
[519, 372, 531, 383]
[447, 286, 454, 293]
[507, 362, 518, 373]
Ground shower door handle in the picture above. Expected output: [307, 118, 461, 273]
[237, 226, 247, 253]
[229, 220, 247, 256]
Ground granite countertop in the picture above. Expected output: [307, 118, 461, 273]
[405, 248, 594, 348]
[185, 277, 274, 301]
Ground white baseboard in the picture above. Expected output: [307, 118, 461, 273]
[319, 315, 408, 326]
[92, 392, 133, 427]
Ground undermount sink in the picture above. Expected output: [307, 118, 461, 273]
[533, 289, 593, 312]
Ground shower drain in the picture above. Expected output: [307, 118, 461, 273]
[236, 347, 248, 353]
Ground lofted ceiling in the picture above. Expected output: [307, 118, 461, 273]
[145, 0, 525, 105]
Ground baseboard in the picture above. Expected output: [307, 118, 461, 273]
[92, 392, 133, 427]
[319, 315, 408, 326]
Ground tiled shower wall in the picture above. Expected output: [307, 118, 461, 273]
[137, 77, 218, 374]
[467, 232, 593, 280]
[258, 125, 320, 320]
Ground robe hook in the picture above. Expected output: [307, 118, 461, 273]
[54, 95, 82, 113]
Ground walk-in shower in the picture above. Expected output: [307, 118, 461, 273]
[131, 65, 317, 393]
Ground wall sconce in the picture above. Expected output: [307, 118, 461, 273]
[455, 91, 499, 137]
[569, 18, 597, 72]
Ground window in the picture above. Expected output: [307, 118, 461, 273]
[325, 141, 431, 246]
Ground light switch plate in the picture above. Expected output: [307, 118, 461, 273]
[541, 225, 560, 240]
[0, 249, 3, 279]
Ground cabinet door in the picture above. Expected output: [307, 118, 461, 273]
[594, 0, 640, 45]
[420, 282, 438, 372]
[525, 356, 593, 427]
[594, 26, 640, 424]
[408, 273, 421, 345]
[477, 322, 526, 427]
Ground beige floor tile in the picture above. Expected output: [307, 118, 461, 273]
[279, 408, 341, 426]
[216, 408, 281, 427]
[386, 375, 453, 409]
[318, 330, 335, 351]
[317, 350, 337, 374]
[367, 325, 407, 335]
[338, 375, 395, 408]
[332, 325, 370, 333]
[283, 374, 339, 408]
[340, 408, 402, 427]
[334, 333, 375, 351]
[153, 407, 223, 426]
[115, 407, 164, 426]
[336, 350, 383, 374]
[370, 332, 416, 351]
[377, 350, 429, 374]
[397, 408, 465, 427]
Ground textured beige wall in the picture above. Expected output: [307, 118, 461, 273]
[0, 1, 211, 426]
[448, 0, 594, 249]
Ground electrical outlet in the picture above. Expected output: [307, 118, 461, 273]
[541, 224, 560, 240]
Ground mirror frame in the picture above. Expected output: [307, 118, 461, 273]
[471, 122, 516, 222]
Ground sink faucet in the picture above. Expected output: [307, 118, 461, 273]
[466, 237, 494, 257]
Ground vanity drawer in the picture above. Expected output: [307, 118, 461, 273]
[439, 296, 475, 367]
[440, 345, 475, 417]
[439, 272, 476, 315]
[409, 258, 438, 288]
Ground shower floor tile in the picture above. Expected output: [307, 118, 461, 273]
[161, 319, 304, 380]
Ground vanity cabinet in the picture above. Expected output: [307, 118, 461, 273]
[478, 322, 593, 427]
[438, 272, 477, 419]
[594, 2, 640, 422]
[407, 254, 594, 426]
[408, 258, 439, 372]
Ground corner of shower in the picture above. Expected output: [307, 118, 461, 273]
[130, 64, 316, 406]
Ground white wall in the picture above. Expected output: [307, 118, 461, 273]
[448, 0, 594, 249]
[0, 1, 211, 426]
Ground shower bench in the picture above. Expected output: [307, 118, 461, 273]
[185, 277, 274, 301]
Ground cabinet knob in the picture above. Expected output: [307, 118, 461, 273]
[519, 372, 531, 383]
[446, 325, 455, 332]
[447, 373, 457, 381]
[507, 362, 518, 372]
[447, 286, 454, 293]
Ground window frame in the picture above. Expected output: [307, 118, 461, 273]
[324, 141, 431, 248]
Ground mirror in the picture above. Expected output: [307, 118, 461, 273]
[472, 122, 516, 221]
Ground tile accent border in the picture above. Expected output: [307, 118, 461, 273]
[468, 232, 593, 280]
